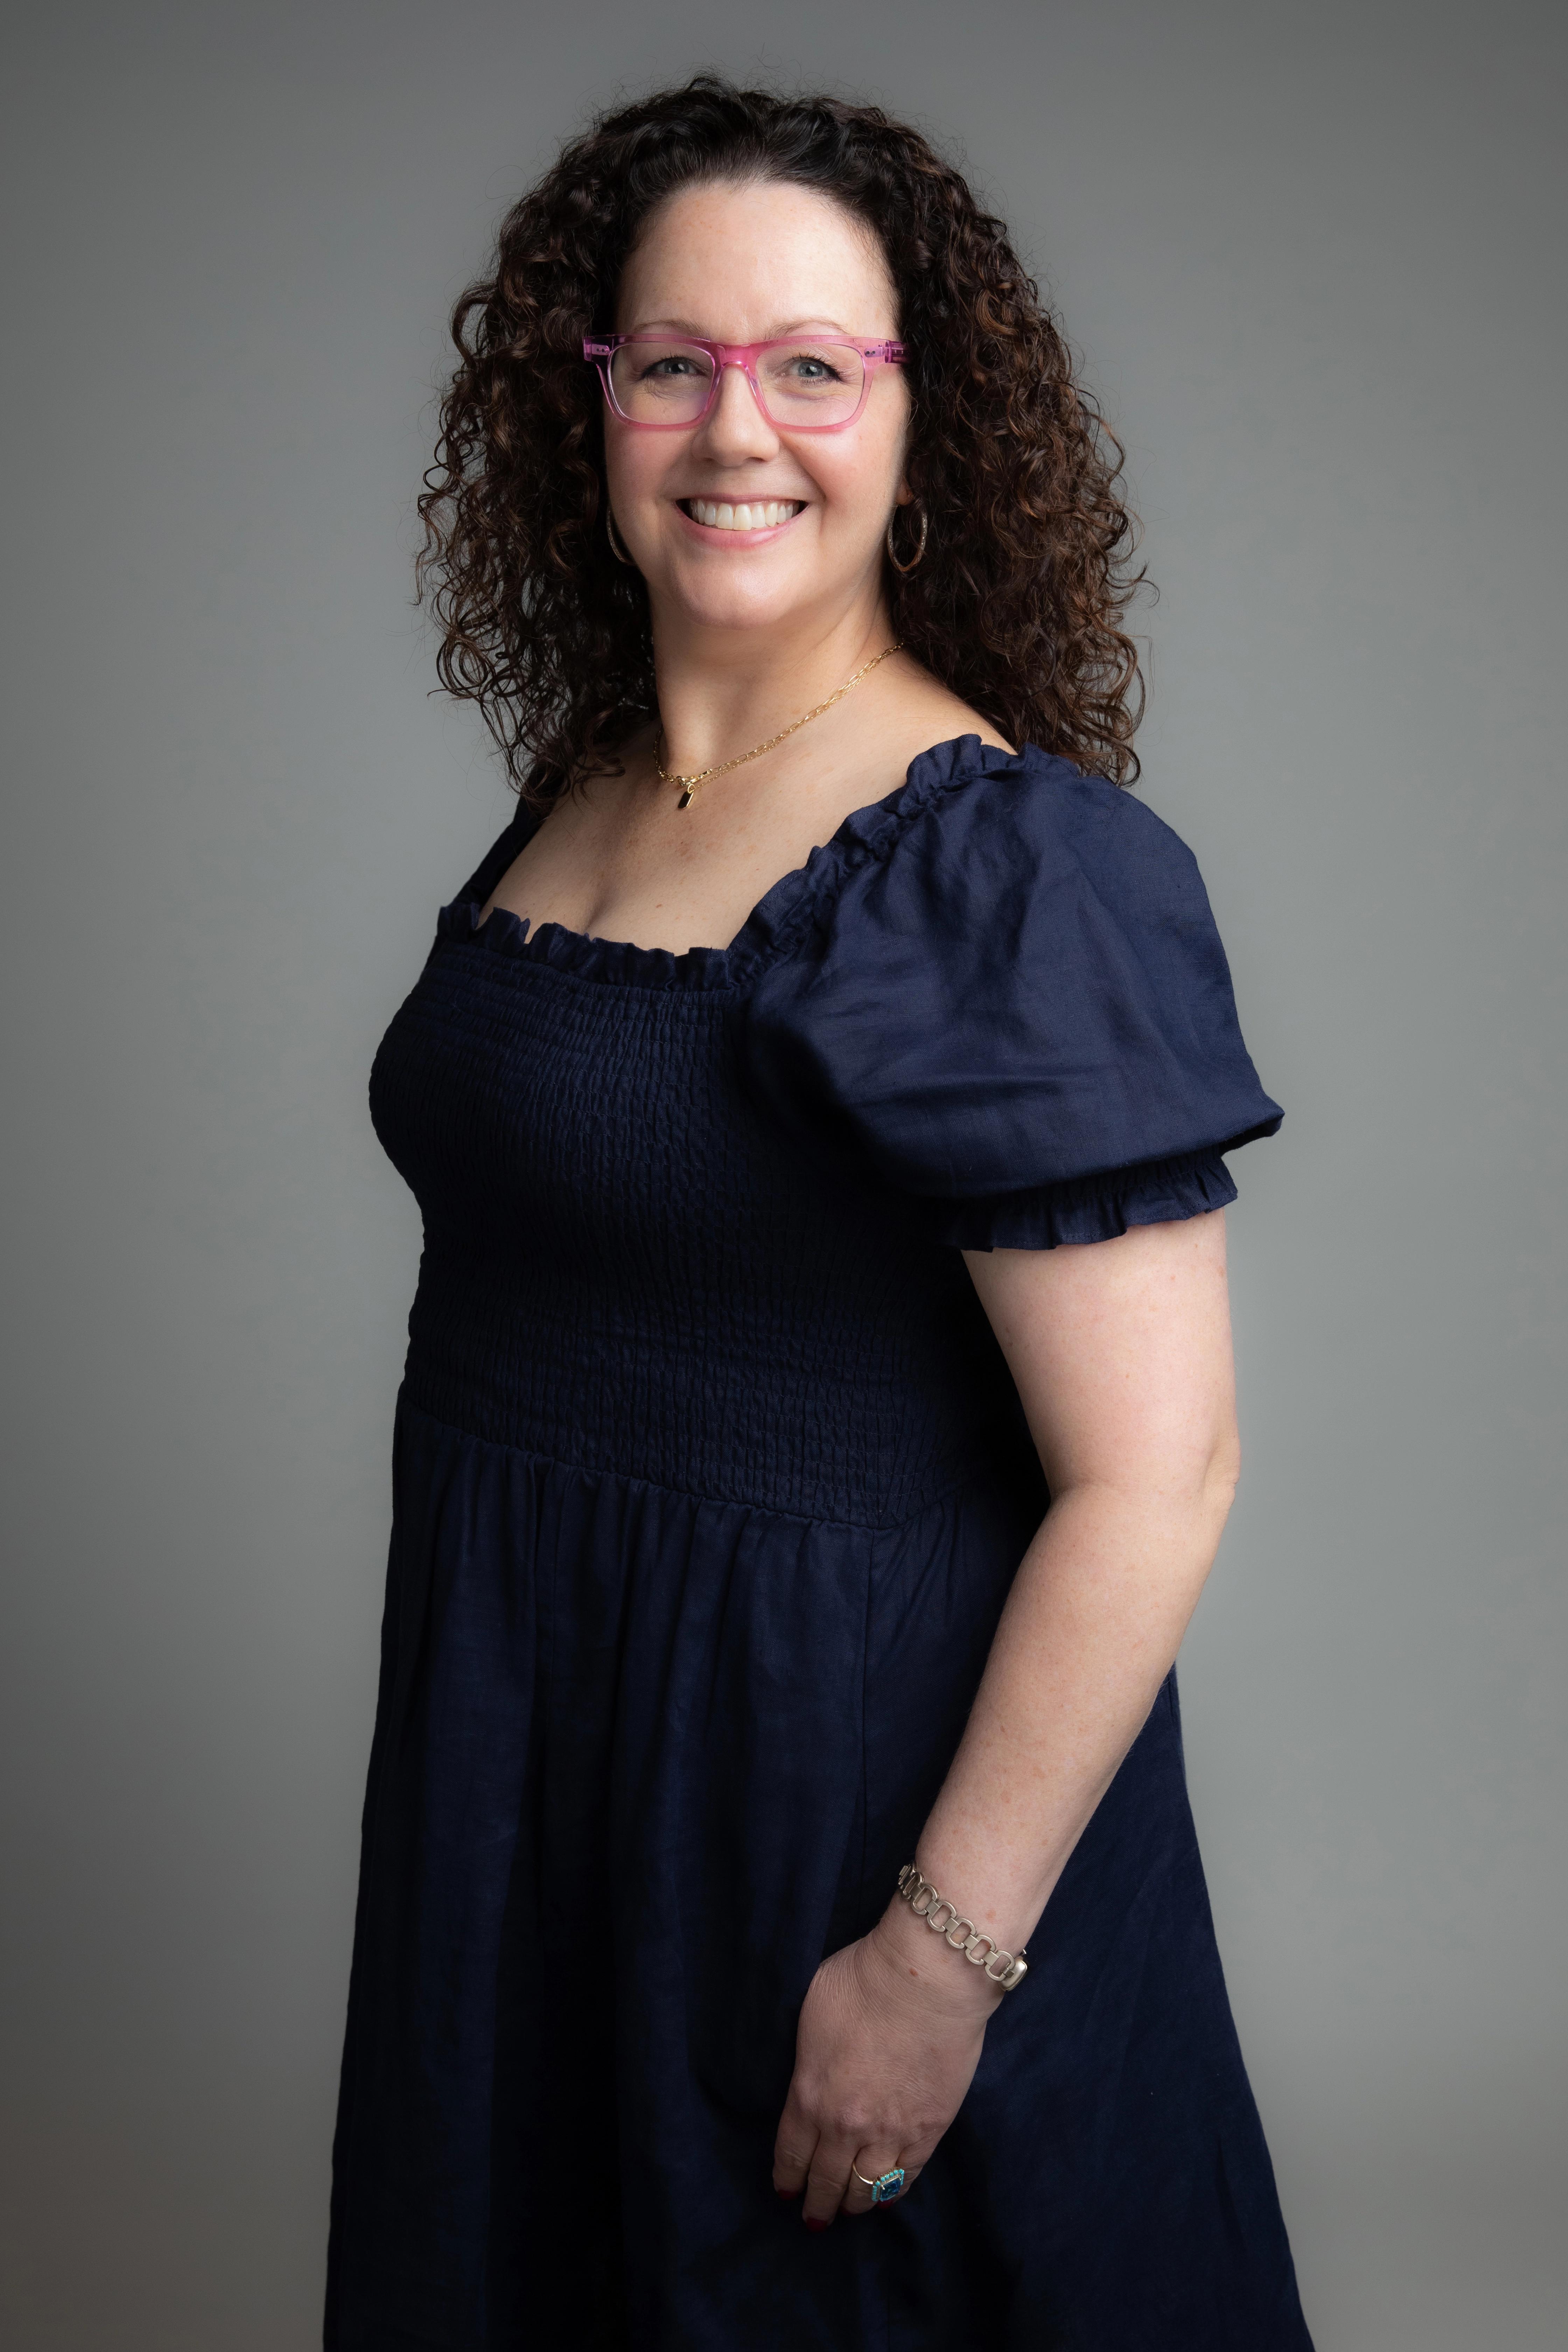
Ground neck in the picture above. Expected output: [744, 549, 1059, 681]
[649, 588, 897, 777]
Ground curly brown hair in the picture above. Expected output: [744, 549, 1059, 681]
[416, 75, 1148, 801]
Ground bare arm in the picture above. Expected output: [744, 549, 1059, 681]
[772, 1208, 1241, 2225]
[895, 1204, 1239, 1958]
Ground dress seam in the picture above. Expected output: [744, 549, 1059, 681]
[394, 1391, 986, 1536]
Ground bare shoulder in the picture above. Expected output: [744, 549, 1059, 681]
[880, 658, 1016, 763]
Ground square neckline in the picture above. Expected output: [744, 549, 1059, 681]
[440, 733, 1030, 991]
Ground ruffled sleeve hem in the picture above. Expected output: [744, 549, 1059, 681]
[927, 1144, 1241, 1252]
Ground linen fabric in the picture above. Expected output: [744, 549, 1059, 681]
[324, 736, 1311, 2350]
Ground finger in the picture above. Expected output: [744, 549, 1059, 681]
[771, 2102, 818, 2203]
[801, 2137, 857, 2230]
[840, 2148, 908, 2217]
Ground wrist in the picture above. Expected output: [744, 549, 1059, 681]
[868, 1891, 1007, 2018]
[910, 1832, 1052, 1959]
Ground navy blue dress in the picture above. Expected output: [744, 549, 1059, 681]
[325, 736, 1312, 2351]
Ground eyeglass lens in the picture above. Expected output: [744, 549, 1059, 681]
[609, 341, 868, 426]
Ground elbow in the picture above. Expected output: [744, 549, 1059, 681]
[1199, 1420, 1242, 1538]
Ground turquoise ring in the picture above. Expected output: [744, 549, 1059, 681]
[852, 2162, 906, 2205]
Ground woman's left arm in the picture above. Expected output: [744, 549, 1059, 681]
[772, 1206, 1241, 2226]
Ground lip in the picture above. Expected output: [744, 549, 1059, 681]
[672, 498, 808, 546]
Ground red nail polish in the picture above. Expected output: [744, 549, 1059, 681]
[803, 2215, 830, 2233]
[775, 2186, 801, 2200]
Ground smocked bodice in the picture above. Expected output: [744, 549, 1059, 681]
[372, 911, 1029, 1526]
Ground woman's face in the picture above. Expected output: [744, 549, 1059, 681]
[606, 178, 910, 642]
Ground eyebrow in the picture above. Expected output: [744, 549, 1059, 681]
[623, 316, 860, 338]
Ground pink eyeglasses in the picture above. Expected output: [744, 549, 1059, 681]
[583, 334, 907, 432]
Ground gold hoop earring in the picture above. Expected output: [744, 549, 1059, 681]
[886, 503, 928, 575]
[606, 505, 635, 566]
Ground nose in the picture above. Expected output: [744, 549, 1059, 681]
[691, 359, 780, 462]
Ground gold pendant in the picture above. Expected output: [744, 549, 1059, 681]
[677, 783, 696, 811]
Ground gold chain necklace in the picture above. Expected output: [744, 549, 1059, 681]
[656, 643, 902, 810]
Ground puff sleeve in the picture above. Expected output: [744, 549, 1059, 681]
[736, 738, 1283, 1249]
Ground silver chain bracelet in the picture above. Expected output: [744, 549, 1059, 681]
[894, 1862, 1029, 1991]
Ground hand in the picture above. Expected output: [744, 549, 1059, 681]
[771, 1900, 1003, 2228]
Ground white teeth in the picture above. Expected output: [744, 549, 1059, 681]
[688, 498, 801, 530]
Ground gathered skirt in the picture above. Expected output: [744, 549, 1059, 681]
[324, 1398, 1313, 2351]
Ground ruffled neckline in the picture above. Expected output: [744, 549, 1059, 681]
[436, 734, 1040, 993]
[435, 899, 738, 993]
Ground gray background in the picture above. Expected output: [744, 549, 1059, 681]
[2, 2, 1563, 2345]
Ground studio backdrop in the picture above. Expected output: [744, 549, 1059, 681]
[1, 4, 1563, 2347]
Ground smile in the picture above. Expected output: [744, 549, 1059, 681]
[680, 498, 804, 531]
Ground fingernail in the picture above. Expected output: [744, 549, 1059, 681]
[803, 2215, 830, 2233]
[775, 2186, 801, 2201]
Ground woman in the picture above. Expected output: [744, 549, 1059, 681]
[326, 76, 1313, 2352]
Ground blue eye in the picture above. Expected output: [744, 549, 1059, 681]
[770, 349, 853, 387]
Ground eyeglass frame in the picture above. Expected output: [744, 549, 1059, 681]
[582, 334, 908, 433]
